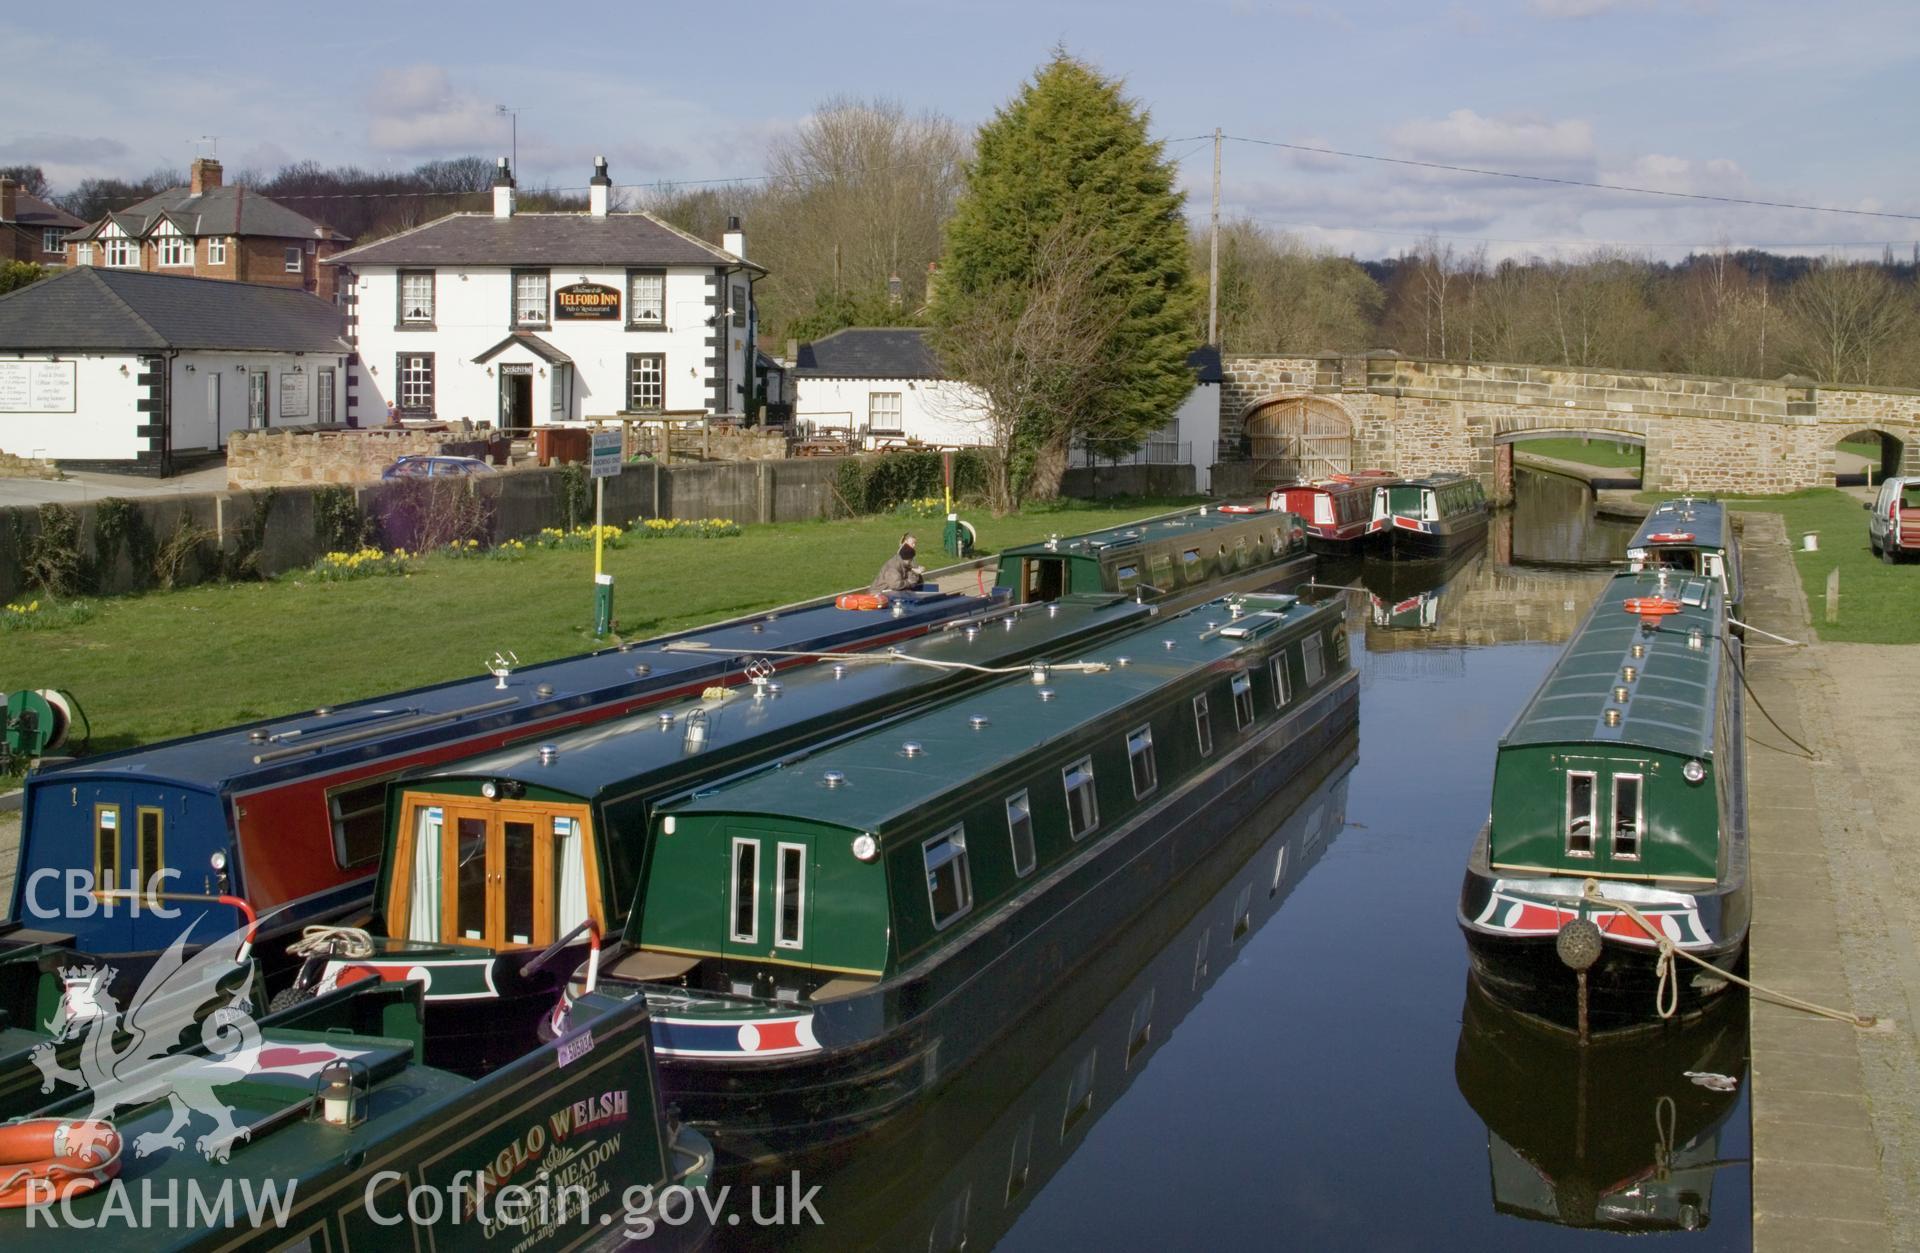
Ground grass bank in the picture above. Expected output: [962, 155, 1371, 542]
[2, 496, 1200, 762]
[1636, 487, 1917, 645]
[1515, 437, 1646, 469]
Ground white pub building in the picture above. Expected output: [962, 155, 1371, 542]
[328, 158, 762, 429]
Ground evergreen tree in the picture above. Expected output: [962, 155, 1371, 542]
[932, 53, 1199, 501]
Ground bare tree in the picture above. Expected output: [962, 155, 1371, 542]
[1782, 259, 1915, 384]
[1196, 220, 1379, 353]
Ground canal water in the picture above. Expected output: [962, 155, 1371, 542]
[720, 469, 1752, 1252]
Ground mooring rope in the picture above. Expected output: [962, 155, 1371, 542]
[1719, 636, 1820, 761]
[1727, 616, 1804, 646]
[678, 645, 1113, 677]
[1580, 879, 1874, 1028]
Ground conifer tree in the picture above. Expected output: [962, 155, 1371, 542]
[932, 52, 1199, 502]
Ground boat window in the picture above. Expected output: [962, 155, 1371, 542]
[1271, 655, 1291, 708]
[1565, 771, 1596, 856]
[1062, 1048, 1097, 1136]
[1270, 843, 1289, 897]
[406, 805, 443, 942]
[1063, 757, 1099, 840]
[455, 816, 488, 940]
[1126, 989, 1156, 1068]
[1612, 775, 1643, 860]
[503, 819, 535, 946]
[1231, 672, 1254, 730]
[136, 807, 164, 905]
[552, 815, 589, 939]
[1192, 694, 1213, 758]
[1233, 881, 1254, 941]
[1006, 1116, 1035, 1203]
[730, 838, 759, 943]
[1314, 495, 1334, 526]
[326, 776, 394, 869]
[1006, 791, 1036, 877]
[93, 804, 120, 893]
[1114, 563, 1140, 593]
[923, 825, 972, 929]
[775, 842, 807, 949]
[1149, 552, 1174, 587]
[1181, 549, 1202, 581]
[1304, 634, 1325, 684]
[1127, 726, 1157, 799]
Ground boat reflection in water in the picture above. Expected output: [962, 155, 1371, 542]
[1454, 976, 1750, 1233]
[1362, 542, 1484, 635]
[718, 733, 1359, 1252]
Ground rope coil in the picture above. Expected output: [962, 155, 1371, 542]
[286, 926, 374, 960]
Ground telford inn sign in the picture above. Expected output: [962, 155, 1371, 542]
[554, 282, 621, 321]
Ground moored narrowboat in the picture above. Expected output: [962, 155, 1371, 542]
[1366, 473, 1490, 560]
[1269, 471, 1400, 552]
[1627, 498, 1742, 613]
[995, 505, 1310, 607]
[1458, 568, 1749, 1033]
[619, 590, 1359, 1158]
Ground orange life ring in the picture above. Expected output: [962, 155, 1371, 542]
[1217, 504, 1261, 514]
[1646, 531, 1695, 543]
[0, 1119, 121, 1208]
[1622, 597, 1681, 620]
[836, 592, 889, 611]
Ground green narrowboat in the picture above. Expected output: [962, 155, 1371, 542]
[1627, 498, 1742, 613]
[1455, 977, 1746, 1232]
[994, 504, 1310, 607]
[0, 975, 712, 1250]
[1366, 473, 1490, 560]
[621, 590, 1359, 1158]
[1457, 568, 1749, 1033]
[292, 596, 1156, 1070]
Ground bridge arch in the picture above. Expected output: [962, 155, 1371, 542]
[1241, 394, 1357, 485]
[1828, 426, 1907, 486]
[1490, 427, 1645, 447]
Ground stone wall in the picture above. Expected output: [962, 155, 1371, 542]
[0, 449, 60, 480]
[1221, 352, 1920, 500]
[226, 427, 494, 489]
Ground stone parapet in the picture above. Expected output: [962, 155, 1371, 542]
[226, 427, 491, 489]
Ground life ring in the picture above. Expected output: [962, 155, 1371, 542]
[1646, 531, 1695, 543]
[0, 1119, 121, 1208]
[836, 592, 889, 611]
[1217, 504, 1262, 514]
[1622, 597, 1681, 621]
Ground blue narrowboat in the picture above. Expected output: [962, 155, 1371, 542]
[1626, 498, 1742, 613]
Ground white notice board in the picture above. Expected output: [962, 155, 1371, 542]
[279, 371, 309, 419]
[0, 360, 77, 413]
[591, 430, 623, 479]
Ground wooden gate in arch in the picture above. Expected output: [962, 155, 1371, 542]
[1244, 396, 1353, 484]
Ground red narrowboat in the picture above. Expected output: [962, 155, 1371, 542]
[1268, 472, 1400, 552]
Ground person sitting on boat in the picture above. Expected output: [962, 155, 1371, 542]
[872, 534, 926, 592]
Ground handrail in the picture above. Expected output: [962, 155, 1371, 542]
[249, 696, 521, 764]
[92, 890, 258, 961]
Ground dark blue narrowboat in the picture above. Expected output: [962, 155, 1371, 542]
[1626, 498, 1742, 613]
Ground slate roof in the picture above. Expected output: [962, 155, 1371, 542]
[3, 190, 84, 231]
[324, 212, 758, 270]
[66, 185, 347, 243]
[796, 327, 1224, 384]
[0, 267, 348, 352]
[473, 332, 573, 365]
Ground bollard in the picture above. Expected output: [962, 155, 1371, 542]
[1801, 531, 1819, 551]
[1826, 568, 1840, 624]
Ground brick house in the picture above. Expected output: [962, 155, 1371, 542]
[0, 179, 84, 269]
[63, 158, 351, 300]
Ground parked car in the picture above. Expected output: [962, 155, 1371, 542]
[381, 455, 497, 480]
[1865, 476, 1920, 563]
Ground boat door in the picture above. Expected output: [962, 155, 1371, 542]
[436, 801, 595, 950]
[39, 783, 167, 953]
[1018, 557, 1067, 603]
[724, 829, 814, 963]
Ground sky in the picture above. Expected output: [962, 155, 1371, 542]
[6, 0, 1918, 262]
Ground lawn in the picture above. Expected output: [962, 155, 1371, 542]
[1636, 487, 1918, 645]
[1, 496, 1201, 762]
[1514, 437, 1646, 470]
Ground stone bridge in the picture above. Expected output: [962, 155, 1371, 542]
[1220, 353, 1920, 501]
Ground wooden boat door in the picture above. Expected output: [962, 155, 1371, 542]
[725, 829, 814, 963]
[433, 802, 594, 950]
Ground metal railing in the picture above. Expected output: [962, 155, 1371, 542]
[1072, 440, 1191, 468]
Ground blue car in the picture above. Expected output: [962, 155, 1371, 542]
[381, 455, 497, 480]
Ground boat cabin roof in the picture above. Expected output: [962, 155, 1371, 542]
[1393, 472, 1478, 491]
[1501, 569, 1726, 759]
[665, 593, 1329, 836]
[996, 504, 1278, 562]
[23, 591, 974, 794]
[1630, 498, 1730, 552]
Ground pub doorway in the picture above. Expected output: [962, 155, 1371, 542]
[499, 364, 534, 432]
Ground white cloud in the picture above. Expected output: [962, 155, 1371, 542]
[1525, 0, 1651, 17]
[364, 65, 507, 156]
[1388, 108, 1595, 173]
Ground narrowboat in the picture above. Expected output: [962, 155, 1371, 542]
[994, 505, 1311, 608]
[1366, 473, 1490, 560]
[1269, 471, 1400, 552]
[622, 589, 1359, 1158]
[1458, 568, 1749, 1033]
[743, 739, 1357, 1250]
[1627, 498, 1742, 612]
[0, 975, 713, 1250]
[1455, 977, 1747, 1232]
[292, 595, 1158, 1070]
[3, 589, 985, 980]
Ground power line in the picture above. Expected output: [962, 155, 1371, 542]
[1220, 133, 1920, 223]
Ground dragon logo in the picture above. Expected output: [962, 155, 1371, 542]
[30, 919, 263, 1163]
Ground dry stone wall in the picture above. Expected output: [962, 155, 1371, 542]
[227, 428, 492, 489]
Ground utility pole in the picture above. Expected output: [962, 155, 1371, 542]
[1209, 127, 1222, 347]
[495, 105, 519, 175]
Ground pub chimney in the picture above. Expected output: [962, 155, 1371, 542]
[190, 157, 223, 196]
[492, 157, 516, 219]
[0, 179, 15, 223]
[589, 155, 612, 217]
[723, 215, 745, 261]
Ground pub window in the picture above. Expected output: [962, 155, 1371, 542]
[627, 270, 665, 325]
[923, 825, 972, 929]
[1612, 775, 1643, 859]
[396, 352, 434, 413]
[1231, 672, 1254, 730]
[398, 270, 435, 324]
[284, 246, 302, 273]
[512, 269, 550, 326]
[41, 227, 66, 254]
[868, 392, 903, 434]
[1062, 757, 1099, 841]
[627, 353, 665, 412]
[94, 805, 121, 893]
[105, 237, 137, 267]
[1127, 726, 1157, 799]
[731, 283, 746, 327]
[1006, 790, 1036, 878]
[1271, 655, 1291, 708]
[206, 236, 227, 265]
[774, 842, 807, 949]
[136, 808, 164, 904]
[326, 776, 392, 869]
[1565, 770, 1596, 856]
[729, 839, 759, 943]
[1303, 634, 1325, 684]
[1192, 694, 1213, 758]
[158, 234, 191, 267]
